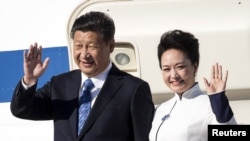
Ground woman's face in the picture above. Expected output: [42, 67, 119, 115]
[160, 49, 197, 95]
[73, 31, 114, 77]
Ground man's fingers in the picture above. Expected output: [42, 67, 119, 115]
[23, 50, 28, 62]
[43, 57, 50, 69]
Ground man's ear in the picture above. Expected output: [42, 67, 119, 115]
[109, 39, 115, 53]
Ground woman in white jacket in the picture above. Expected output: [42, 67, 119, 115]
[149, 30, 237, 141]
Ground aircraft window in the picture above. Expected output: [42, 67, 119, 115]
[110, 42, 139, 76]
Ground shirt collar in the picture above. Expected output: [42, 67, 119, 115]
[81, 62, 112, 89]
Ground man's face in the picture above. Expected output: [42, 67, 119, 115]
[73, 31, 114, 77]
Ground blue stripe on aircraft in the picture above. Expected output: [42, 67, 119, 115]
[0, 46, 70, 103]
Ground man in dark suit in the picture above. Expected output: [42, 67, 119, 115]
[10, 11, 155, 141]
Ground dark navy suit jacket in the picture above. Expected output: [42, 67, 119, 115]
[11, 64, 155, 141]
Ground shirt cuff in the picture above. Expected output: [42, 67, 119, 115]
[21, 78, 36, 89]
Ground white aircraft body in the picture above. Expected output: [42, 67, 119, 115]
[1, 0, 250, 141]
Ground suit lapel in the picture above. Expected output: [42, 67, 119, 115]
[78, 65, 124, 138]
[65, 70, 82, 138]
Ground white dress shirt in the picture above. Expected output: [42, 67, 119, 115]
[80, 62, 112, 107]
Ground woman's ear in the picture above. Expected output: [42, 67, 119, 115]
[193, 63, 198, 76]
